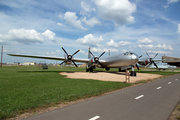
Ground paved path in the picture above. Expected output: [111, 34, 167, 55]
[24, 74, 180, 120]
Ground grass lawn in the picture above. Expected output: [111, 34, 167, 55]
[0, 66, 131, 119]
[0, 66, 179, 119]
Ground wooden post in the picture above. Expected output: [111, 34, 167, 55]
[1, 45, 3, 67]
[125, 69, 130, 83]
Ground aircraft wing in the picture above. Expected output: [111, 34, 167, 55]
[154, 59, 173, 62]
[7, 54, 90, 63]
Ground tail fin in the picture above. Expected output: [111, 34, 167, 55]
[88, 47, 91, 59]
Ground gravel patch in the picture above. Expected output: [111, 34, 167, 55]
[60, 72, 162, 83]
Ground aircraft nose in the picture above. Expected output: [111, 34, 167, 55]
[131, 54, 139, 63]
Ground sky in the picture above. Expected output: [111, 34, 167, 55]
[0, 0, 180, 64]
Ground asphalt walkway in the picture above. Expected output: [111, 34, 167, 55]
[24, 74, 180, 120]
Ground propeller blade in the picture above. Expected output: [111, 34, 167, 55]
[99, 51, 106, 58]
[87, 63, 93, 69]
[145, 62, 152, 68]
[136, 64, 140, 71]
[139, 55, 143, 58]
[146, 52, 151, 58]
[99, 62, 104, 68]
[60, 60, 66, 65]
[152, 61, 158, 69]
[153, 53, 158, 59]
[89, 50, 95, 58]
[72, 61, 78, 68]
[72, 49, 80, 56]
[61, 47, 68, 56]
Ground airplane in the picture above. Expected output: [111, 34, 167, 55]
[138, 52, 159, 69]
[147, 64, 177, 71]
[137, 52, 176, 70]
[162, 55, 180, 67]
[8, 47, 139, 76]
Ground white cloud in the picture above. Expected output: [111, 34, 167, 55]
[177, 24, 180, 34]
[106, 39, 131, 47]
[46, 52, 57, 56]
[138, 44, 154, 49]
[42, 30, 55, 41]
[80, 1, 96, 16]
[163, 5, 169, 9]
[93, 0, 136, 25]
[91, 47, 118, 53]
[82, 17, 101, 27]
[147, 50, 172, 54]
[76, 34, 103, 47]
[119, 41, 131, 46]
[138, 44, 173, 51]
[79, 50, 88, 55]
[106, 39, 119, 47]
[64, 11, 87, 30]
[56, 50, 61, 52]
[167, 0, 180, 4]
[137, 38, 153, 44]
[156, 44, 173, 50]
[57, 22, 67, 27]
[58, 14, 64, 19]
[0, 28, 56, 44]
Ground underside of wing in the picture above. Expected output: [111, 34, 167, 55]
[8, 54, 89, 63]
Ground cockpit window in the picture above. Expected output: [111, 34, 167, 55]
[123, 52, 137, 56]
[124, 52, 130, 56]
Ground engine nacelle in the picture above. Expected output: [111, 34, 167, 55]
[64, 55, 73, 64]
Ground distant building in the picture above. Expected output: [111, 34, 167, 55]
[6, 63, 19, 66]
[23, 62, 36, 66]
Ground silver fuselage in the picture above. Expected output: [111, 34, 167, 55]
[95, 52, 139, 68]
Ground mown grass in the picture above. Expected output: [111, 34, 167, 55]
[0, 66, 131, 119]
[136, 69, 180, 75]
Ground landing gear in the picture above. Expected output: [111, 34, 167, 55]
[86, 65, 93, 72]
[105, 68, 110, 71]
[130, 71, 136, 76]
[130, 66, 136, 76]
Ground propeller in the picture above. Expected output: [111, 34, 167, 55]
[88, 50, 106, 69]
[145, 52, 158, 68]
[136, 55, 143, 71]
[59, 47, 80, 67]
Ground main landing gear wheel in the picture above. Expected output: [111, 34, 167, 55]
[130, 71, 136, 76]
[86, 66, 93, 72]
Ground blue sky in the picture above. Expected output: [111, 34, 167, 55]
[0, 0, 180, 64]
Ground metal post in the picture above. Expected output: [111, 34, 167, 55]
[1, 45, 3, 67]
[125, 69, 130, 83]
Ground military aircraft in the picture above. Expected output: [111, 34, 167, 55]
[138, 52, 159, 69]
[147, 64, 177, 70]
[8, 47, 139, 76]
[162, 55, 180, 67]
[138, 52, 176, 70]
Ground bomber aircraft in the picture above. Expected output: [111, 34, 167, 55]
[162, 55, 180, 67]
[138, 52, 176, 70]
[138, 52, 159, 69]
[8, 47, 139, 76]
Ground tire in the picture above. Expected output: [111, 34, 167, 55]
[86, 67, 89, 72]
[130, 71, 136, 76]
[90, 67, 93, 72]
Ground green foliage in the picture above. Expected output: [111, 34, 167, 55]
[0, 66, 131, 119]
